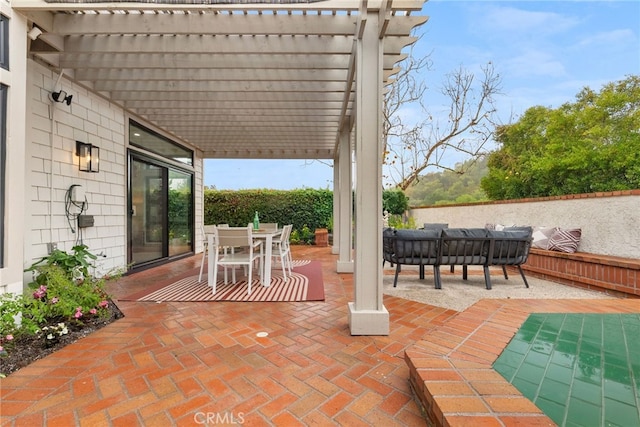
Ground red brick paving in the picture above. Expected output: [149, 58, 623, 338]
[2, 246, 636, 426]
[1, 246, 454, 426]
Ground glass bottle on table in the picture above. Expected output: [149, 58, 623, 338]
[253, 211, 260, 230]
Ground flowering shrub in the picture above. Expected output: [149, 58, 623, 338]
[24, 264, 113, 326]
[0, 333, 14, 358]
[0, 293, 26, 337]
[37, 323, 69, 348]
[0, 245, 123, 375]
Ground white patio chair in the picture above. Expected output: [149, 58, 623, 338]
[198, 224, 230, 282]
[211, 226, 263, 295]
[272, 224, 293, 281]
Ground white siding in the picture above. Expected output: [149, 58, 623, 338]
[24, 60, 128, 280]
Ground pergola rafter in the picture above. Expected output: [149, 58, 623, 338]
[17, 0, 426, 160]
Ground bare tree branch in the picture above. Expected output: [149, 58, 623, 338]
[383, 54, 502, 190]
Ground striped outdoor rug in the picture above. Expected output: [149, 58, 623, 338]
[120, 260, 325, 302]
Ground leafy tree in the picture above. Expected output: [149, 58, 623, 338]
[482, 75, 640, 199]
[382, 189, 409, 215]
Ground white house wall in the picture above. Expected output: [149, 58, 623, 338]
[24, 59, 128, 282]
[17, 59, 205, 292]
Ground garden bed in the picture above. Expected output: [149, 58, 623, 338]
[0, 300, 124, 376]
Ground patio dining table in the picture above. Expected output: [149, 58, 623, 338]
[207, 228, 282, 289]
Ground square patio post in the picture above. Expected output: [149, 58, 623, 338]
[332, 151, 340, 256]
[336, 126, 353, 273]
[348, 8, 389, 335]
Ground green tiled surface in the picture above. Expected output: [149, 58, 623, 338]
[494, 313, 640, 427]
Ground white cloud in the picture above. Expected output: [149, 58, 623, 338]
[504, 50, 567, 78]
[576, 29, 636, 48]
[478, 5, 579, 36]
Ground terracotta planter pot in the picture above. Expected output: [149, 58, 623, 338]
[314, 228, 328, 247]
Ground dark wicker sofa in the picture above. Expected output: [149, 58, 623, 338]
[383, 227, 533, 290]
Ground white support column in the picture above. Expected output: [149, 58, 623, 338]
[1, 12, 28, 294]
[336, 126, 353, 273]
[348, 9, 388, 335]
[331, 155, 340, 255]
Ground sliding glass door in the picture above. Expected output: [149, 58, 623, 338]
[130, 157, 164, 265]
[168, 169, 193, 257]
[129, 154, 193, 268]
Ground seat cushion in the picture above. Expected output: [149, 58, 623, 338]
[393, 229, 441, 261]
[423, 223, 448, 231]
[548, 228, 582, 253]
[531, 226, 557, 249]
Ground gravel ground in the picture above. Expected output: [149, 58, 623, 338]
[383, 265, 615, 312]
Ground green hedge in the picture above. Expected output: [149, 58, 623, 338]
[204, 189, 333, 244]
[204, 188, 409, 244]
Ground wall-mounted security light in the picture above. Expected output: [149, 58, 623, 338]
[28, 26, 43, 41]
[76, 141, 100, 173]
[50, 90, 73, 106]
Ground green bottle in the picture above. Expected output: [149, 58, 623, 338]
[253, 211, 260, 230]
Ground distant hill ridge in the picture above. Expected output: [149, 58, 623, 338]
[404, 156, 489, 207]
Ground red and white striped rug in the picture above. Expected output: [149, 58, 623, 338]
[120, 260, 325, 302]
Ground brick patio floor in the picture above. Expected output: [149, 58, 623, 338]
[1, 246, 637, 426]
[1, 246, 456, 426]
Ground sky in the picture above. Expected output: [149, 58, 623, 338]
[204, 0, 640, 190]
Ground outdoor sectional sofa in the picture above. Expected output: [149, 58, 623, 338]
[383, 226, 533, 290]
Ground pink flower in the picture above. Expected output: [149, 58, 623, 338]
[51, 297, 59, 304]
[33, 285, 48, 299]
[5, 335, 13, 341]
[89, 308, 97, 315]
[74, 311, 83, 319]
[99, 300, 109, 308]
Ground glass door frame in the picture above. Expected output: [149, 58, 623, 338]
[127, 150, 194, 271]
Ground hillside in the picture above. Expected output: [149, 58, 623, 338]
[404, 157, 489, 207]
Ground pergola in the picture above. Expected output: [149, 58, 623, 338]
[14, 0, 428, 334]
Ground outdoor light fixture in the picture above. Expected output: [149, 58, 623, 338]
[76, 141, 100, 173]
[28, 26, 43, 41]
[50, 90, 73, 106]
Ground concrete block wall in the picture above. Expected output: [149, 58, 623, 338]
[25, 60, 127, 280]
[410, 191, 640, 260]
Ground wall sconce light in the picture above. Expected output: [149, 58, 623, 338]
[76, 141, 100, 173]
[50, 90, 73, 106]
[28, 26, 43, 41]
